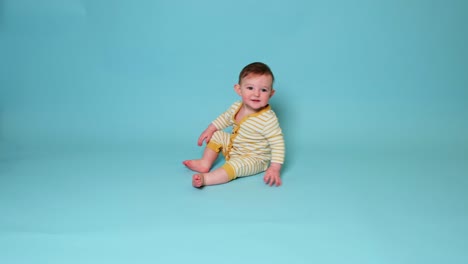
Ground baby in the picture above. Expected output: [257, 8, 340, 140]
[183, 62, 285, 188]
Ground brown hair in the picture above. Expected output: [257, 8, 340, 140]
[238, 62, 275, 84]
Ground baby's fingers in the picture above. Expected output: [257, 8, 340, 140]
[274, 177, 282, 186]
[264, 174, 281, 187]
[269, 177, 276, 186]
[264, 174, 272, 185]
[197, 136, 206, 146]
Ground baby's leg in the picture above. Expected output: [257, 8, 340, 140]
[226, 156, 268, 178]
[184, 131, 229, 173]
[192, 167, 229, 188]
[193, 156, 268, 188]
[183, 147, 218, 173]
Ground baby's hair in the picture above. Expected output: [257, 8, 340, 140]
[238, 62, 275, 84]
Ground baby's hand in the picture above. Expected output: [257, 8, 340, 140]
[264, 166, 282, 187]
[197, 124, 217, 146]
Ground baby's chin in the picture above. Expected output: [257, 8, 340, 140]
[245, 102, 269, 111]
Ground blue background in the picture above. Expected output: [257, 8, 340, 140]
[1, 0, 467, 263]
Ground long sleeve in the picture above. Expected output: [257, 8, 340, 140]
[211, 101, 241, 130]
[261, 114, 285, 164]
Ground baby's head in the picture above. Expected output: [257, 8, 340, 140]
[238, 62, 275, 86]
[235, 62, 276, 111]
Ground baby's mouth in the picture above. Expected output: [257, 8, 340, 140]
[251, 99, 260, 102]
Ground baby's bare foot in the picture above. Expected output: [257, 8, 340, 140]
[192, 174, 204, 188]
[182, 160, 210, 173]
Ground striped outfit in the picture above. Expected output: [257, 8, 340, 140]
[207, 101, 285, 180]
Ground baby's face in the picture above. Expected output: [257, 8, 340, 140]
[235, 73, 274, 112]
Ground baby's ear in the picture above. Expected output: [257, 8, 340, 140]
[234, 84, 241, 95]
[269, 89, 276, 98]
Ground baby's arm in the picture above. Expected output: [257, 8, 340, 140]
[264, 162, 282, 186]
[198, 102, 239, 146]
[197, 124, 218, 146]
[262, 113, 285, 186]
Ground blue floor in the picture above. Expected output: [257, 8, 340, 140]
[1, 144, 467, 264]
[1, 1, 467, 263]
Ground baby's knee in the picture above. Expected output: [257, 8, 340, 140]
[224, 158, 268, 180]
[221, 163, 237, 181]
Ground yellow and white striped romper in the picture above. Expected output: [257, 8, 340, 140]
[207, 101, 285, 180]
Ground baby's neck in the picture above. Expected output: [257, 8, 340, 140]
[237, 103, 267, 121]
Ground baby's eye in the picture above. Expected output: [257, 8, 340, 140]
[261, 88, 268, 92]
[246, 86, 254, 90]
